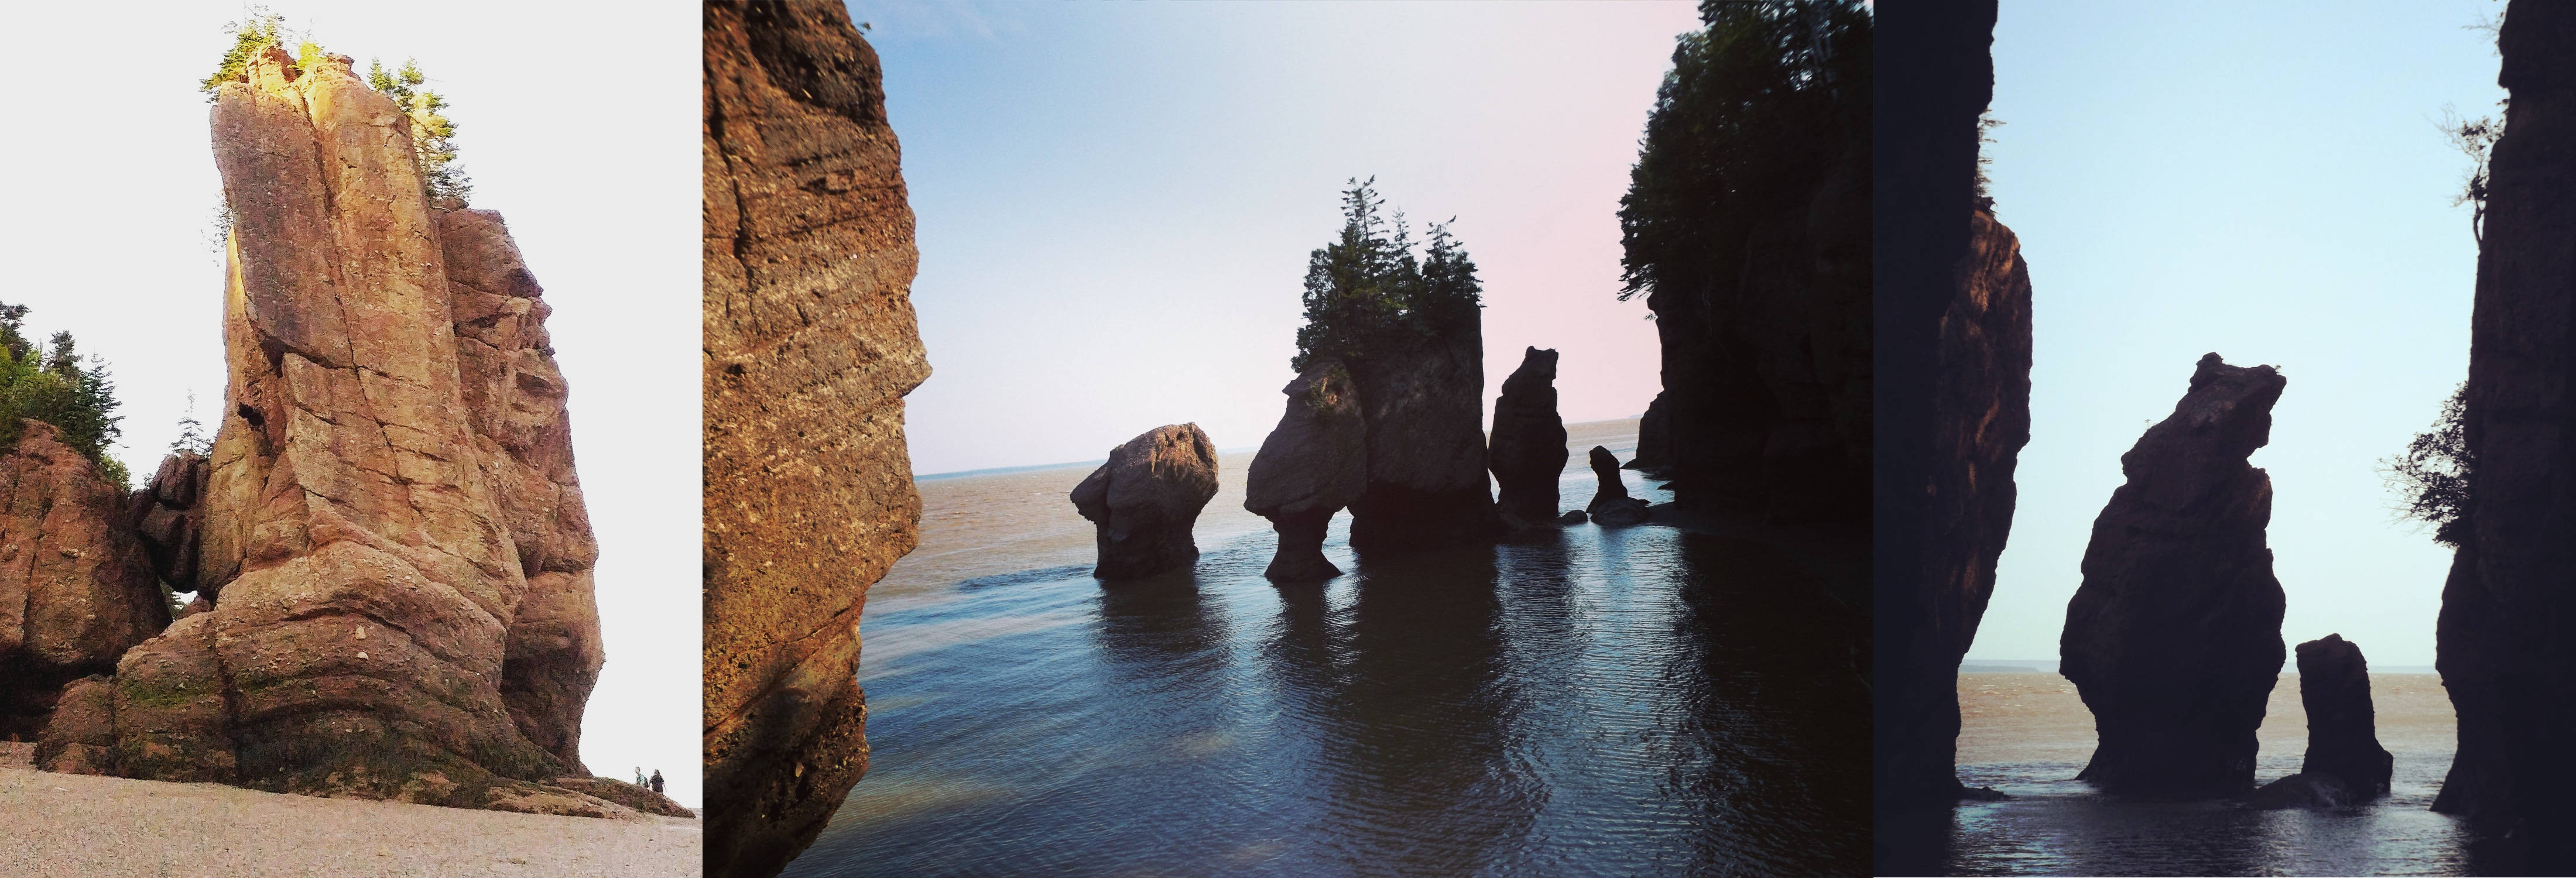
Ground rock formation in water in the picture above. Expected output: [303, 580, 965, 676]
[1585, 446, 1649, 526]
[1875, 0, 2012, 817]
[2060, 354, 2287, 797]
[2432, 9, 2576, 860]
[2246, 771, 2354, 810]
[0, 423, 169, 741]
[2291, 634, 2393, 797]
[32, 46, 621, 818]
[704, 3, 931, 875]
[1345, 311, 1503, 551]
[1246, 359, 1367, 581]
[1488, 347, 1569, 530]
[1071, 424, 1220, 580]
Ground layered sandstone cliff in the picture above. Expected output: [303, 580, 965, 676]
[2433, 4, 2576, 863]
[2061, 354, 2287, 797]
[32, 46, 620, 817]
[704, 2, 930, 876]
[0, 423, 169, 740]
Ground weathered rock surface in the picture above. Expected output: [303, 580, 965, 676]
[0, 421, 170, 741]
[2295, 634, 2393, 798]
[1246, 359, 1366, 581]
[704, 3, 931, 876]
[2246, 772, 2353, 810]
[2061, 354, 2287, 797]
[1488, 347, 1569, 529]
[1585, 446, 1649, 527]
[44, 46, 614, 818]
[1345, 304, 1503, 551]
[126, 451, 208, 595]
[1071, 424, 1220, 580]
[30, 674, 114, 774]
[547, 775, 696, 818]
[2428, 13, 2576, 867]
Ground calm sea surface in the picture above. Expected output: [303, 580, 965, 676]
[778, 420, 1868, 877]
[1890, 670, 2482, 876]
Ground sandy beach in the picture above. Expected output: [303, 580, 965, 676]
[0, 743, 700, 877]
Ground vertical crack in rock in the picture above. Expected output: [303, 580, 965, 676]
[704, 2, 930, 875]
[29, 44, 632, 819]
[2061, 353, 2286, 798]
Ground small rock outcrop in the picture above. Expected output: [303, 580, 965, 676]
[2061, 354, 2287, 797]
[2247, 772, 2354, 810]
[0, 422, 170, 741]
[547, 776, 695, 818]
[1585, 446, 1650, 527]
[1245, 359, 1366, 581]
[1488, 347, 1569, 530]
[1071, 424, 1220, 580]
[46, 46, 616, 818]
[2296, 634, 2393, 798]
[704, 4, 933, 875]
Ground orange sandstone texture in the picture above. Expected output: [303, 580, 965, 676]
[32, 46, 640, 818]
[0, 422, 169, 741]
[703, 2, 929, 876]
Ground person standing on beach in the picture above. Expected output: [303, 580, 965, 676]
[635, 766, 646, 786]
[651, 770, 664, 794]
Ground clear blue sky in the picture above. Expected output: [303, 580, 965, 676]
[1968, 0, 2506, 667]
[851, 1, 1703, 476]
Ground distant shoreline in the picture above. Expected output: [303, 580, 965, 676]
[914, 416, 1647, 483]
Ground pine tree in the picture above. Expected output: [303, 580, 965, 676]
[368, 58, 473, 205]
[1290, 179, 1482, 372]
[172, 390, 213, 457]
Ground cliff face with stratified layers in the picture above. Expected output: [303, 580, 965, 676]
[703, 2, 930, 876]
[30, 46, 620, 817]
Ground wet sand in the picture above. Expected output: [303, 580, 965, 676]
[0, 743, 700, 877]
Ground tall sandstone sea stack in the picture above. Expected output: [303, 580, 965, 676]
[1245, 359, 1368, 581]
[1875, 0, 2025, 822]
[2433, 5, 2576, 866]
[2061, 354, 2286, 797]
[1488, 347, 1569, 530]
[704, 3, 930, 877]
[30, 46, 619, 815]
[1346, 303, 1502, 551]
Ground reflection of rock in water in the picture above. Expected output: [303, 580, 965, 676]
[1284, 545, 1534, 871]
[1094, 573, 1228, 672]
[1671, 533, 1868, 876]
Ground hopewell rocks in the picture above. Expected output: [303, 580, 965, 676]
[1488, 347, 1569, 530]
[1072, 424, 1221, 581]
[0, 422, 169, 742]
[705, 2, 934, 874]
[1246, 359, 1368, 581]
[2061, 353, 2287, 798]
[1586, 446, 1650, 527]
[2249, 634, 2393, 809]
[31, 45, 621, 817]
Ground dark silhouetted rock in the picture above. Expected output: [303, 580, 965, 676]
[704, 3, 934, 873]
[1626, 395, 1671, 474]
[2247, 772, 2352, 810]
[2296, 634, 2392, 798]
[2061, 354, 2287, 797]
[1072, 424, 1220, 580]
[1345, 311, 1503, 550]
[1586, 447, 1650, 527]
[1488, 347, 1569, 529]
[1246, 360, 1366, 581]
[1557, 510, 1586, 526]
[0, 421, 170, 742]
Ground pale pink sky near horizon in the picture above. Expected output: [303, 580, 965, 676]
[859, 1, 1704, 475]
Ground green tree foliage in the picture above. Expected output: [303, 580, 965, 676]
[1617, 0, 1869, 303]
[200, 6, 290, 98]
[1291, 178, 1482, 372]
[171, 390, 213, 457]
[369, 58, 473, 205]
[0, 305, 126, 486]
[2384, 382, 2473, 547]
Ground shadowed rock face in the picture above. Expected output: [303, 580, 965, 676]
[2295, 634, 2392, 798]
[127, 452, 208, 595]
[2434, 6, 2576, 859]
[1072, 424, 1220, 580]
[1873, 0, 2004, 817]
[1246, 359, 1366, 581]
[1488, 347, 1568, 529]
[0, 423, 168, 740]
[704, 2, 931, 875]
[1586, 447, 1649, 526]
[2061, 354, 2287, 797]
[38, 46, 618, 818]
[1346, 308, 1502, 551]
